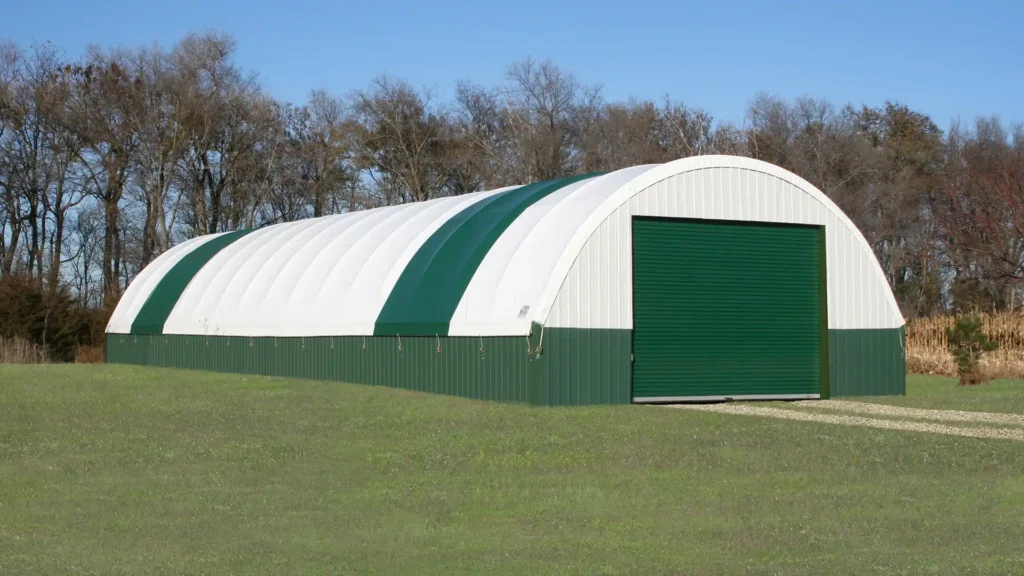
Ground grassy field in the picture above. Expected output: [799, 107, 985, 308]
[1, 366, 1022, 575]
[859, 374, 1024, 414]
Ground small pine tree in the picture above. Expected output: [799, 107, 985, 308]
[946, 315, 997, 386]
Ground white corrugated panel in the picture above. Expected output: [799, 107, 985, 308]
[105, 233, 226, 333]
[449, 166, 658, 336]
[542, 156, 903, 330]
[161, 187, 516, 336]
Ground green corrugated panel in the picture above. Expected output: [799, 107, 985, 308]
[131, 229, 255, 334]
[374, 173, 600, 337]
[106, 326, 905, 404]
[529, 325, 633, 406]
[828, 327, 906, 396]
[105, 333, 532, 403]
[632, 218, 826, 400]
[105, 327, 636, 405]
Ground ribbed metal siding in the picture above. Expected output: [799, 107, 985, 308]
[828, 327, 906, 396]
[529, 325, 632, 405]
[631, 218, 824, 399]
[106, 327, 638, 406]
[106, 334, 531, 403]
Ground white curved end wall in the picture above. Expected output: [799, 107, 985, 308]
[542, 156, 904, 330]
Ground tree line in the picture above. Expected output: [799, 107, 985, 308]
[1, 32, 1023, 344]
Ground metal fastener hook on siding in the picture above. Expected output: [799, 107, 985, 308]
[479, 335, 484, 357]
[249, 337, 254, 348]
[525, 334, 532, 356]
[361, 335, 366, 352]
[397, 334, 402, 353]
[535, 325, 545, 356]
[436, 334, 441, 353]
[331, 336, 335, 350]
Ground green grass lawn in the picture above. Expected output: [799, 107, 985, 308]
[856, 374, 1024, 414]
[1, 366, 1022, 575]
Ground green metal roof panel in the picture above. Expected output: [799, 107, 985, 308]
[130, 229, 255, 335]
[374, 173, 601, 336]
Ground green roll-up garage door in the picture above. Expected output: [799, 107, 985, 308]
[632, 218, 827, 401]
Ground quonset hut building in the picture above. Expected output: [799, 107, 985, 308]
[107, 156, 905, 405]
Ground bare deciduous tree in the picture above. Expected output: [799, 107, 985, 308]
[353, 76, 456, 205]
[502, 58, 597, 181]
[2, 31, 1024, 356]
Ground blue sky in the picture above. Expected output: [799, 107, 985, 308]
[3, 0, 1020, 128]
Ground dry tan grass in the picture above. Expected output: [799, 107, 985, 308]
[906, 313, 1024, 378]
[0, 336, 51, 364]
[74, 344, 105, 364]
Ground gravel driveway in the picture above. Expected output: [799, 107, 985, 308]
[671, 400, 1024, 442]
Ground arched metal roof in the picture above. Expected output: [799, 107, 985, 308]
[107, 156, 902, 337]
